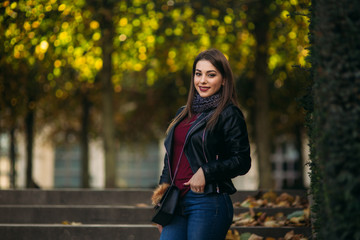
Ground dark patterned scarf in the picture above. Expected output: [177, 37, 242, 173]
[191, 91, 222, 114]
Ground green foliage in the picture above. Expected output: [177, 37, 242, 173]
[308, 0, 360, 239]
[0, 0, 314, 190]
[1, 0, 310, 142]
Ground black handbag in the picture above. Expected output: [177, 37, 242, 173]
[152, 147, 186, 226]
[151, 184, 180, 226]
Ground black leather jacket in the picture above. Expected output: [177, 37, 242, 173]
[159, 104, 251, 195]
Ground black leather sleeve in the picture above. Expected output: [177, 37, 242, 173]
[159, 153, 171, 184]
[158, 106, 185, 185]
[201, 105, 251, 182]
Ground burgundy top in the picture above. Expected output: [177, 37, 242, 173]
[171, 114, 198, 197]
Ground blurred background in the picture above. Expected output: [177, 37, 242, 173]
[0, 0, 310, 190]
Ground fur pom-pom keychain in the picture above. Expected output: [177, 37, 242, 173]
[151, 183, 170, 206]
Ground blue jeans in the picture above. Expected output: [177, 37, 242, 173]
[160, 190, 233, 240]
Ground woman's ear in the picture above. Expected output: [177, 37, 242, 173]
[222, 78, 225, 86]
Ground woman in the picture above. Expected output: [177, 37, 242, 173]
[152, 49, 251, 240]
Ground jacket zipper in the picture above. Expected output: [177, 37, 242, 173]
[202, 128, 220, 193]
[202, 129, 209, 163]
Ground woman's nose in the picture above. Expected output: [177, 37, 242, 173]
[200, 76, 207, 83]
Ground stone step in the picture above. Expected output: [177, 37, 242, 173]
[230, 189, 309, 203]
[234, 207, 306, 216]
[0, 204, 306, 224]
[0, 189, 308, 206]
[0, 205, 153, 224]
[0, 189, 153, 206]
[231, 226, 311, 238]
[0, 224, 160, 240]
[0, 224, 311, 240]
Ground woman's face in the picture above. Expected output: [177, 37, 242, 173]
[194, 60, 224, 98]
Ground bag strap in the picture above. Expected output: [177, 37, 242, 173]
[170, 149, 184, 185]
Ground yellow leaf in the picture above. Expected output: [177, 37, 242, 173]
[248, 234, 263, 240]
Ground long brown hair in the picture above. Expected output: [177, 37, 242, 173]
[166, 48, 239, 134]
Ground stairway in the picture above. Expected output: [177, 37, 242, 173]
[229, 189, 311, 239]
[0, 189, 311, 240]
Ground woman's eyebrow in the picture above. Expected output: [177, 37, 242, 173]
[196, 69, 217, 73]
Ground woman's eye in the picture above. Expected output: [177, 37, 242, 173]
[195, 73, 202, 76]
[208, 74, 216, 77]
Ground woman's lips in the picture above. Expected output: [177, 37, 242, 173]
[199, 86, 210, 92]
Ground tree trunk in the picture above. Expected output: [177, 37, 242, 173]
[100, 7, 116, 188]
[80, 92, 90, 188]
[252, 0, 274, 189]
[25, 108, 36, 188]
[9, 126, 16, 188]
[86, 0, 116, 188]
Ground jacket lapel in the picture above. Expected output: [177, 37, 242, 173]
[163, 110, 214, 166]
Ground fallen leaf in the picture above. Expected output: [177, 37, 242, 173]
[70, 222, 82, 226]
[248, 233, 264, 240]
[284, 230, 295, 240]
[240, 232, 252, 240]
[61, 220, 82, 226]
[263, 191, 277, 203]
[135, 203, 149, 208]
[287, 210, 304, 220]
[263, 220, 280, 227]
[226, 229, 240, 240]
[277, 193, 294, 205]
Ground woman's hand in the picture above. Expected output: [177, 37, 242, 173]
[184, 167, 206, 193]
